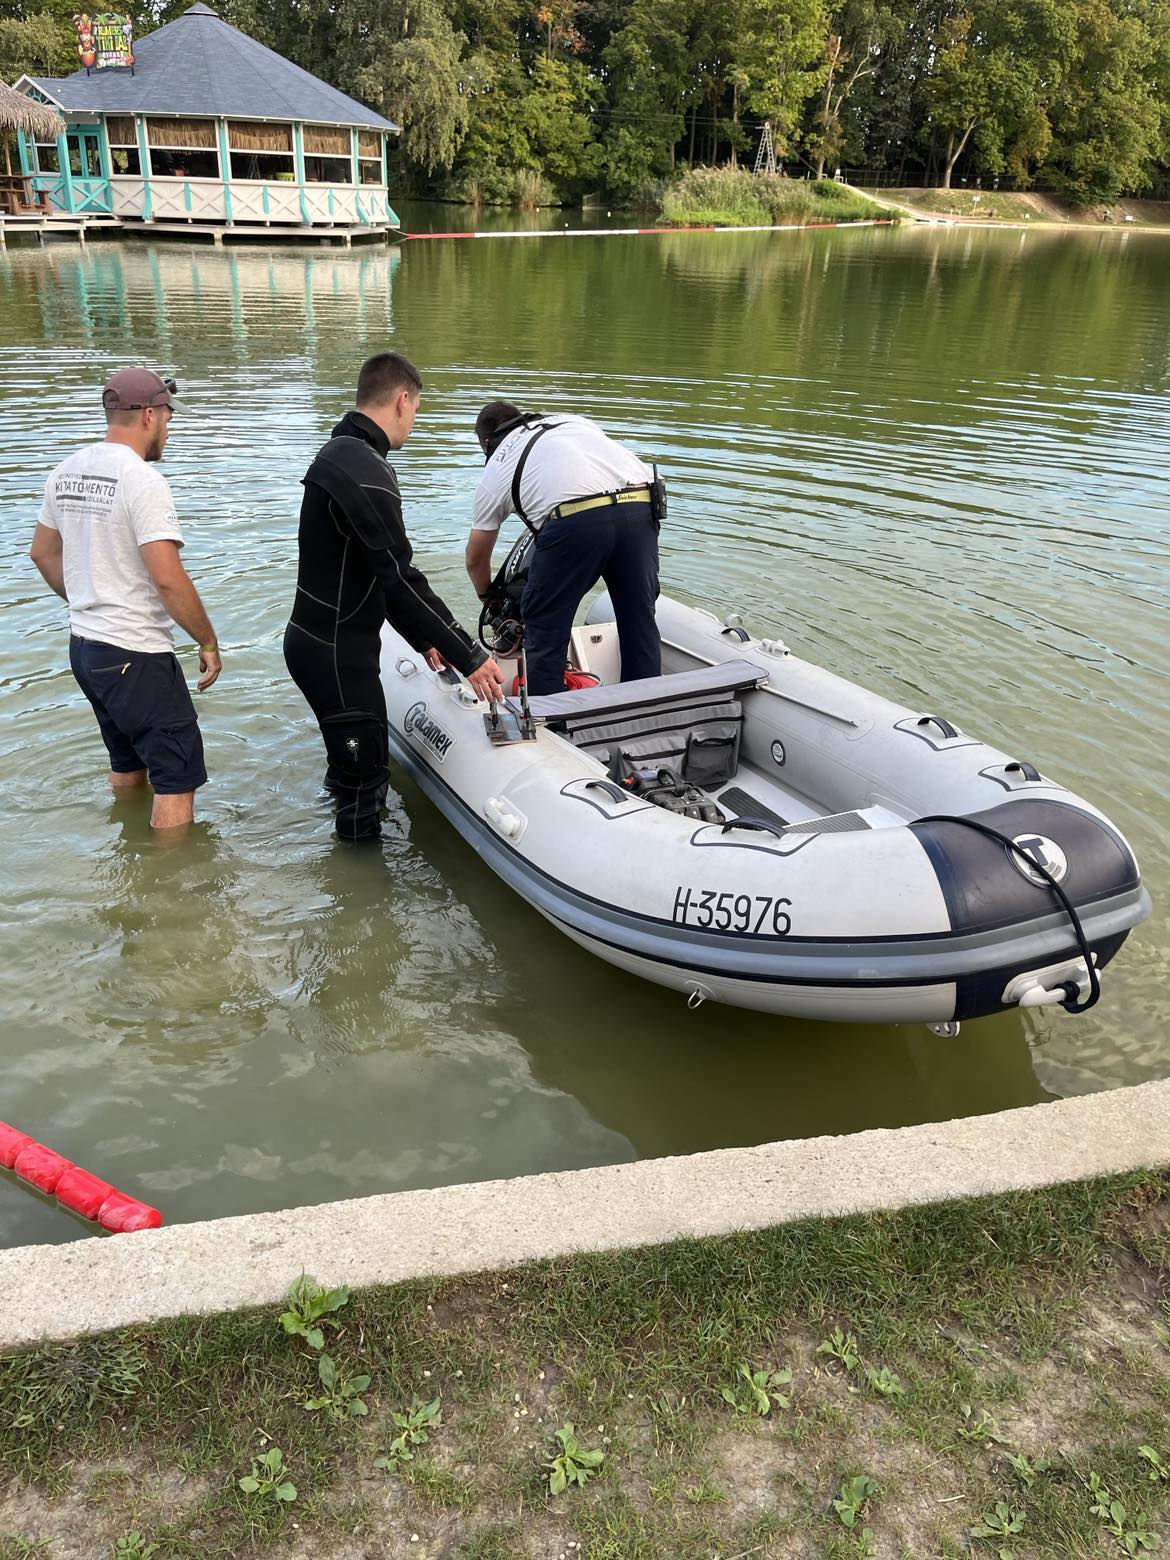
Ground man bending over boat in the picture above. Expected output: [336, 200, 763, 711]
[285, 353, 504, 841]
[466, 403, 662, 697]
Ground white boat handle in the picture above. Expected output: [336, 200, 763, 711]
[1003, 955, 1097, 1009]
[395, 657, 418, 679]
[483, 796, 525, 840]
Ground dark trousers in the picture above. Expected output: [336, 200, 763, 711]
[521, 502, 661, 697]
[283, 624, 389, 841]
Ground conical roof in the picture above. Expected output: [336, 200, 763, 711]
[23, 4, 396, 131]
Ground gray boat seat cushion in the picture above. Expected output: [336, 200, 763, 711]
[574, 700, 743, 788]
[511, 657, 767, 723]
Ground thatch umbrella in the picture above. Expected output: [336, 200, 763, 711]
[0, 79, 64, 183]
[0, 79, 64, 140]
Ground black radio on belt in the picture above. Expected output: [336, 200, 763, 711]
[649, 463, 668, 525]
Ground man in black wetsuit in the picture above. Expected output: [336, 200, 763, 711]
[285, 353, 504, 840]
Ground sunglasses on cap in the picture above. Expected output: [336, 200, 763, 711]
[126, 377, 179, 410]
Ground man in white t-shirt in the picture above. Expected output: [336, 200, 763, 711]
[29, 366, 222, 830]
[465, 402, 662, 696]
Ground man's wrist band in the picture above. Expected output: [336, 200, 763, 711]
[199, 642, 219, 654]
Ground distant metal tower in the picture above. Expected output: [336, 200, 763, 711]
[753, 120, 776, 176]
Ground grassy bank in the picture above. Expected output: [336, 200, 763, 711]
[870, 187, 1170, 228]
[1, 1172, 1168, 1557]
[660, 169, 890, 228]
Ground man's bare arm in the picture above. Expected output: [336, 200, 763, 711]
[465, 529, 497, 597]
[29, 524, 66, 599]
[140, 539, 222, 690]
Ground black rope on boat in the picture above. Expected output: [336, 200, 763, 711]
[915, 815, 1102, 1014]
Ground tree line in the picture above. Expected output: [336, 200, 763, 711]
[3, 0, 1168, 203]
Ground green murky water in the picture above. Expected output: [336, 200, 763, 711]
[1, 217, 1166, 1247]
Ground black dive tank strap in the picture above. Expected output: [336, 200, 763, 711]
[511, 422, 557, 533]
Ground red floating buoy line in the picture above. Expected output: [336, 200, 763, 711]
[0, 1121, 162, 1233]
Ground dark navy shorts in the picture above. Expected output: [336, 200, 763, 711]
[69, 635, 207, 794]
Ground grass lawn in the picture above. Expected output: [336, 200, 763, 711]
[1, 1171, 1168, 1557]
[881, 189, 1047, 222]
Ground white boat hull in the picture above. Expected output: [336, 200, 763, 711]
[379, 595, 1149, 1025]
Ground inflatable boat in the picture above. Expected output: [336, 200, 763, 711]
[379, 594, 1149, 1029]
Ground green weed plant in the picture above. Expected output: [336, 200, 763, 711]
[721, 1362, 792, 1416]
[303, 1352, 370, 1420]
[238, 1447, 297, 1506]
[832, 1474, 879, 1528]
[375, 1394, 442, 1473]
[278, 1274, 349, 1350]
[545, 1423, 605, 1495]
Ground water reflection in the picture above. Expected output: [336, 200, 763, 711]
[1, 225, 1167, 1246]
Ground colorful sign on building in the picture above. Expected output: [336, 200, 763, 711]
[73, 12, 135, 70]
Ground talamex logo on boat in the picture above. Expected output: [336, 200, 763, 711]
[404, 701, 454, 762]
[1010, 834, 1068, 885]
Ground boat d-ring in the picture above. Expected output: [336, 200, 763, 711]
[394, 657, 419, 679]
[687, 983, 713, 1010]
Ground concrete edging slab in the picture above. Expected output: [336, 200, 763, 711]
[2, 1078, 1168, 1349]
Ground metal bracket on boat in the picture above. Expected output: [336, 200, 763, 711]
[686, 983, 713, 1010]
[1003, 954, 1098, 1010]
[927, 1021, 961, 1038]
[758, 637, 790, 658]
[457, 685, 480, 706]
[394, 657, 419, 679]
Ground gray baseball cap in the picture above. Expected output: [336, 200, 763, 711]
[102, 366, 188, 414]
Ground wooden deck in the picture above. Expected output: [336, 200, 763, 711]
[0, 211, 398, 247]
[118, 218, 397, 246]
[0, 211, 120, 245]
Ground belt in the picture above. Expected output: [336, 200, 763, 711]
[549, 486, 651, 521]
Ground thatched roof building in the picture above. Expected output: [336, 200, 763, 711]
[11, 4, 399, 238]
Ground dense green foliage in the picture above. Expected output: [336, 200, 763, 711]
[3, 0, 1169, 202]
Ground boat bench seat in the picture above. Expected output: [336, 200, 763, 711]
[508, 657, 768, 724]
[511, 661, 768, 791]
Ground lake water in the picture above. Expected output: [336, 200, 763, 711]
[1, 216, 1167, 1248]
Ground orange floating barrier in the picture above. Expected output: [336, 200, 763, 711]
[55, 1165, 116, 1222]
[13, 1142, 73, 1195]
[97, 1191, 162, 1233]
[0, 1123, 33, 1169]
[1, 1119, 162, 1232]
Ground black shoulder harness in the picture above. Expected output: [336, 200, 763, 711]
[510, 422, 557, 531]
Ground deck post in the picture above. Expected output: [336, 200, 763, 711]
[216, 118, 233, 224]
[56, 129, 75, 213]
[350, 127, 361, 223]
[293, 121, 310, 226]
[135, 115, 152, 221]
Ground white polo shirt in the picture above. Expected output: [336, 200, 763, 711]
[39, 441, 184, 653]
[471, 415, 653, 534]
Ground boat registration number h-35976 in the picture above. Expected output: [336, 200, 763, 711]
[671, 887, 793, 935]
[404, 701, 455, 762]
